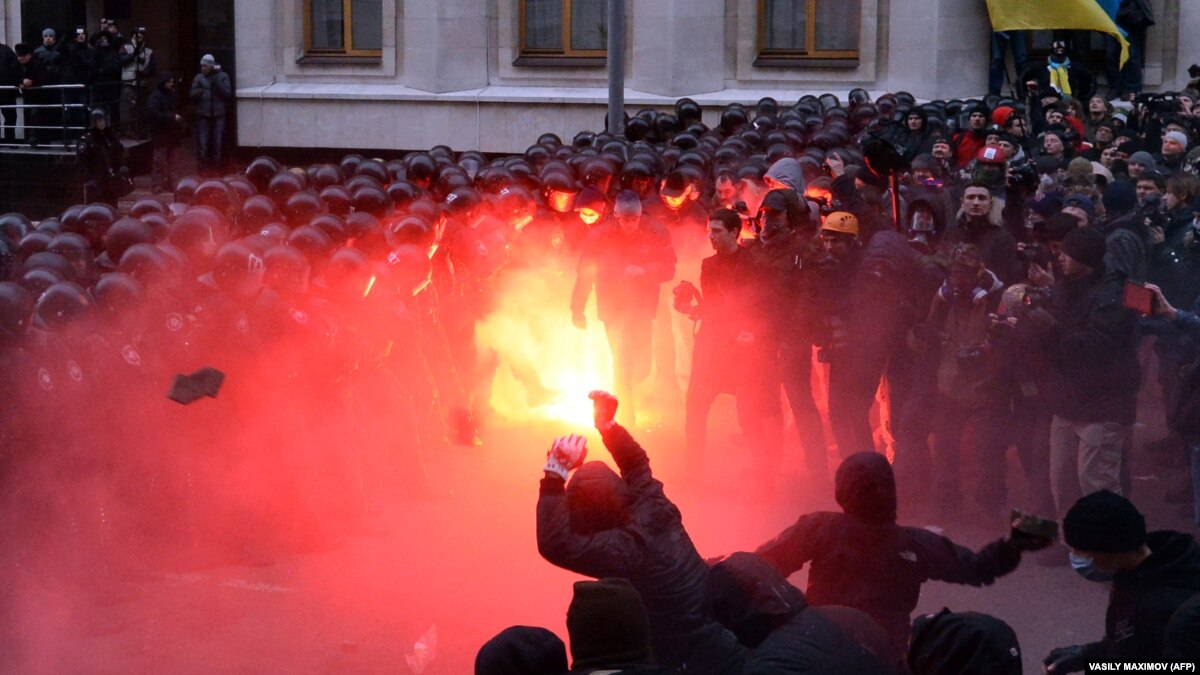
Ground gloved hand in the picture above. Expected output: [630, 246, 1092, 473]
[572, 311, 587, 330]
[1007, 527, 1054, 552]
[1043, 645, 1087, 673]
[543, 434, 587, 481]
[588, 390, 618, 431]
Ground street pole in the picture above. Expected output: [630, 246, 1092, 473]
[607, 0, 625, 135]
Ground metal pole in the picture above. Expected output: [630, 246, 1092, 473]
[606, 0, 625, 135]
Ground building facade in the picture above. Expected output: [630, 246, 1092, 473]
[4, 0, 1199, 154]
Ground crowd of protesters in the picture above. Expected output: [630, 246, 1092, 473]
[0, 31, 1200, 671]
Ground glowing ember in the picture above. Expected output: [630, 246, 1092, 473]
[363, 274, 377, 298]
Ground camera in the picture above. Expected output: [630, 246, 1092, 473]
[1017, 242, 1053, 270]
[1135, 93, 1180, 116]
[1006, 158, 1038, 192]
[1137, 193, 1168, 233]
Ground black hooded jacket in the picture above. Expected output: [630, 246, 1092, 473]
[1071, 531, 1200, 663]
[536, 424, 737, 672]
[755, 453, 1022, 653]
[705, 552, 900, 674]
[146, 72, 181, 144]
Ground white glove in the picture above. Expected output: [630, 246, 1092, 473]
[544, 434, 588, 480]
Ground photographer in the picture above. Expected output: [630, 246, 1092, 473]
[118, 27, 155, 138]
[906, 244, 1008, 520]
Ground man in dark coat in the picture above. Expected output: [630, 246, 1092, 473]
[190, 53, 232, 173]
[571, 192, 676, 426]
[907, 609, 1023, 675]
[536, 392, 736, 673]
[1025, 226, 1140, 518]
[146, 71, 184, 192]
[941, 181, 1021, 284]
[1044, 491, 1200, 672]
[754, 452, 1050, 654]
[77, 108, 126, 206]
[706, 552, 902, 674]
[475, 625, 568, 675]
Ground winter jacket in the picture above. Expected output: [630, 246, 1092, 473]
[146, 74, 181, 144]
[941, 215, 1021, 285]
[190, 68, 232, 118]
[1148, 206, 1195, 306]
[755, 453, 1023, 653]
[77, 126, 124, 184]
[119, 42, 155, 83]
[57, 40, 95, 86]
[705, 552, 900, 674]
[537, 424, 734, 671]
[1041, 269, 1140, 425]
[571, 221, 676, 323]
[1069, 531, 1200, 663]
[33, 45, 61, 83]
[921, 270, 1007, 408]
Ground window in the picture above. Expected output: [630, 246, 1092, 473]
[519, 0, 607, 60]
[757, 0, 860, 63]
[306, 0, 382, 56]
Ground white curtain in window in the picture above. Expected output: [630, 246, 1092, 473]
[525, 0, 563, 50]
[310, 0, 344, 50]
[351, 0, 382, 50]
[764, 0, 805, 51]
[570, 0, 607, 51]
[815, 0, 859, 51]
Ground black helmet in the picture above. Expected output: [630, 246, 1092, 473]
[675, 98, 702, 126]
[405, 153, 439, 187]
[130, 198, 168, 220]
[104, 217, 154, 264]
[572, 131, 596, 149]
[339, 153, 365, 179]
[287, 225, 334, 265]
[20, 267, 64, 296]
[323, 247, 371, 298]
[319, 185, 353, 217]
[0, 281, 34, 342]
[174, 175, 201, 204]
[355, 159, 389, 185]
[384, 244, 432, 297]
[310, 163, 342, 190]
[263, 244, 311, 295]
[385, 215, 434, 249]
[756, 97, 780, 119]
[91, 272, 144, 322]
[36, 281, 92, 331]
[309, 214, 347, 244]
[168, 206, 229, 269]
[385, 180, 422, 210]
[267, 171, 306, 208]
[284, 191, 325, 229]
[18, 231, 53, 259]
[244, 156, 281, 192]
[211, 241, 265, 297]
[352, 185, 391, 218]
[75, 203, 116, 248]
[0, 212, 33, 243]
[443, 187, 482, 222]
[238, 195, 283, 234]
[719, 106, 749, 136]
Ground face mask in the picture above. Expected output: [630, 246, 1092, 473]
[1070, 552, 1114, 583]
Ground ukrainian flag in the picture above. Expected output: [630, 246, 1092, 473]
[985, 0, 1129, 66]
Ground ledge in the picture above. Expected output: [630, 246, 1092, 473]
[753, 57, 861, 69]
[513, 56, 607, 68]
[295, 55, 384, 66]
[236, 83, 892, 107]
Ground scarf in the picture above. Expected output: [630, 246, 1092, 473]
[1048, 58, 1073, 97]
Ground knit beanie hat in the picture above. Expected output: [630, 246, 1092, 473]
[1063, 490, 1147, 553]
[475, 626, 568, 675]
[566, 578, 652, 670]
[1102, 180, 1138, 215]
[1128, 151, 1156, 169]
[613, 190, 642, 217]
[1060, 226, 1107, 271]
[1164, 130, 1189, 150]
[908, 609, 1022, 675]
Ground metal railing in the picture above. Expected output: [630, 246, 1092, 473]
[0, 83, 146, 151]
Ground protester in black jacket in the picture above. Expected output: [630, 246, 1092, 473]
[77, 108, 126, 206]
[146, 72, 184, 192]
[1026, 226, 1140, 518]
[908, 609, 1023, 675]
[754, 452, 1050, 653]
[1044, 491, 1200, 672]
[536, 391, 736, 673]
[706, 552, 901, 674]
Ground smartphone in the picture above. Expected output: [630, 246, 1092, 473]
[1122, 280, 1155, 316]
[1011, 509, 1059, 540]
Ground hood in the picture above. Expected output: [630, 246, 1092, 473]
[907, 609, 1021, 675]
[1165, 594, 1200, 661]
[861, 230, 922, 281]
[474, 625, 568, 675]
[1102, 228, 1143, 281]
[707, 552, 808, 648]
[566, 462, 631, 535]
[765, 158, 805, 194]
[156, 71, 174, 91]
[1123, 531, 1200, 590]
[835, 452, 897, 523]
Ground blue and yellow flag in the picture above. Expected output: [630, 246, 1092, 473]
[986, 0, 1129, 67]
